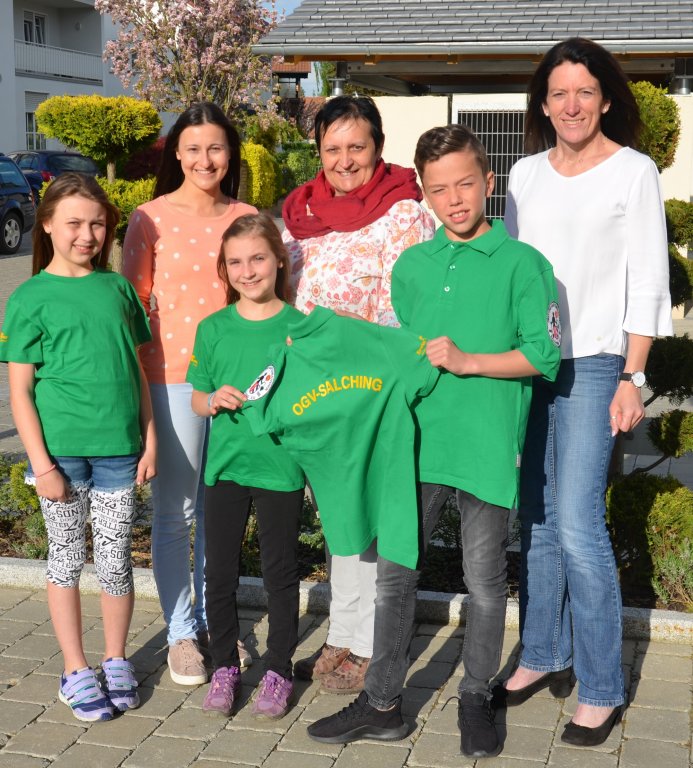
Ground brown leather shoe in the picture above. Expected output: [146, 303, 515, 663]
[294, 644, 350, 681]
[320, 652, 370, 694]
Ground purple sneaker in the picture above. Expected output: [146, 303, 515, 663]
[59, 667, 115, 722]
[101, 657, 140, 711]
[202, 666, 241, 717]
[252, 670, 293, 720]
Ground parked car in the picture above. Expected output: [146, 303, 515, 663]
[0, 154, 35, 254]
[7, 150, 100, 201]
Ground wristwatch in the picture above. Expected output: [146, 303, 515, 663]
[619, 371, 646, 388]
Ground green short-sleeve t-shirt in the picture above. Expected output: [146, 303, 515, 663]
[0, 269, 151, 456]
[243, 306, 439, 569]
[186, 303, 304, 491]
[392, 220, 561, 509]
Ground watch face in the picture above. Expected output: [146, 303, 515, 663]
[632, 371, 646, 387]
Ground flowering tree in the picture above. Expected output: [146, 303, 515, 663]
[95, 0, 278, 124]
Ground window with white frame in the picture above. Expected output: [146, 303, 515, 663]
[24, 11, 46, 45]
[456, 108, 526, 219]
[25, 92, 47, 150]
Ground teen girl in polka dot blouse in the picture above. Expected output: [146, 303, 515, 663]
[123, 103, 255, 686]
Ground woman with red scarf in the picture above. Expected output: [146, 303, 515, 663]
[283, 95, 434, 694]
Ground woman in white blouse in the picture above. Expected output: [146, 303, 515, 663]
[500, 38, 672, 747]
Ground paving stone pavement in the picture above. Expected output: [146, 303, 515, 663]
[0, 586, 690, 767]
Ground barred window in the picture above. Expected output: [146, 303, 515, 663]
[457, 110, 525, 219]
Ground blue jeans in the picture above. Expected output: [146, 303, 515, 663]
[518, 354, 625, 707]
[150, 383, 208, 645]
[365, 484, 509, 709]
[27, 454, 139, 491]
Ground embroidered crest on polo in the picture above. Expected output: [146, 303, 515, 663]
[245, 365, 275, 400]
[547, 302, 561, 347]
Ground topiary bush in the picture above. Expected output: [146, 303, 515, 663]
[277, 144, 321, 196]
[606, 473, 684, 600]
[240, 142, 279, 209]
[629, 81, 681, 172]
[96, 177, 156, 241]
[647, 410, 693, 460]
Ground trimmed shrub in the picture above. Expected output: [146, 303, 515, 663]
[665, 198, 693, 250]
[96, 177, 156, 241]
[240, 142, 279, 209]
[645, 335, 693, 407]
[277, 144, 321, 195]
[647, 410, 693, 459]
[606, 473, 684, 597]
[36, 95, 161, 182]
[629, 81, 681, 172]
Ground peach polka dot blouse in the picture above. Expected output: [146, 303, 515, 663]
[283, 199, 435, 328]
[123, 195, 256, 384]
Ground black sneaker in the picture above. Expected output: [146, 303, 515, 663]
[307, 691, 409, 743]
[457, 692, 501, 758]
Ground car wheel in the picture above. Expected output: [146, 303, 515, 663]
[0, 212, 22, 255]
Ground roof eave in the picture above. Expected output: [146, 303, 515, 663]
[253, 40, 693, 58]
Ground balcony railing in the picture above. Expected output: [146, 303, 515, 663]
[15, 40, 102, 83]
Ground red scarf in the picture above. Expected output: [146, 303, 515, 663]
[282, 159, 423, 240]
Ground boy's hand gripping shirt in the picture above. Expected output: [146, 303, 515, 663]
[392, 220, 561, 509]
[243, 306, 439, 569]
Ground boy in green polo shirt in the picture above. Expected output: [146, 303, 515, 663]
[307, 125, 561, 758]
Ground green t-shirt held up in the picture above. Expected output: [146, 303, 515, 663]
[0, 269, 151, 457]
[243, 306, 439, 569]
[392, 220, 561, 509]
[186, 303, 304, 491]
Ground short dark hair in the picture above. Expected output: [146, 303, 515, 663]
[525, 37, 642, 154]
[217, 213, 291, 305]
[414, 124, 490, 179]
[314, 95, 384, 154]
[153, 102, 241, 199]
[32, 173, 120, 275]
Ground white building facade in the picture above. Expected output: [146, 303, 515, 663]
[0, 0, 125, 153]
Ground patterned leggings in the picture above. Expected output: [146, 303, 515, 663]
[40, 485, 137, 596]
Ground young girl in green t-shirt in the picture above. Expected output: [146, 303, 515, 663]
[0, 174, 156, 723]
[187, 213, 305, 720]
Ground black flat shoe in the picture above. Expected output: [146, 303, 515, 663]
[561, 705, 623, 747]
[492, 667, 574, 708]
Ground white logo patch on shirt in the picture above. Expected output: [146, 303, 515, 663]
[547, 302, 561, 347]
[245, 365, 275, 400]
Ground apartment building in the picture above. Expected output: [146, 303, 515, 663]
[0, 0, 125, 152]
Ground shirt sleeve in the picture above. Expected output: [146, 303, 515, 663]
[0, 290, 44, 365]
[390, 247, 413, 329]
[379, 325, 440, 403]
[376, 201, 436, 328]
[122, 279, 152, 347]
[622, 157, 672, 337]
[122, 206, 158, 316]
[186, 321, 213, 393]
[516, 262, 562, 382]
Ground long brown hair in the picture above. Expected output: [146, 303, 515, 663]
[32, 173, 120, 275]
[217, 213, 290, 305]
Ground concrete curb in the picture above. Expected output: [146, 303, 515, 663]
[1, 556, 691, 644]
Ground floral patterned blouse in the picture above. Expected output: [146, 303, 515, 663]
[283, 199, 435, 328]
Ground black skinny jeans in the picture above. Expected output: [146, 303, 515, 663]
[204, 480, 304, 679]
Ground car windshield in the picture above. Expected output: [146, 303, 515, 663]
[46, 155, 98, 175]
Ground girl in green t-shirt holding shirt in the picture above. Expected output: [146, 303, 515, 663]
[187, 213, 305, 721]
[0, 174, 156, 723]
